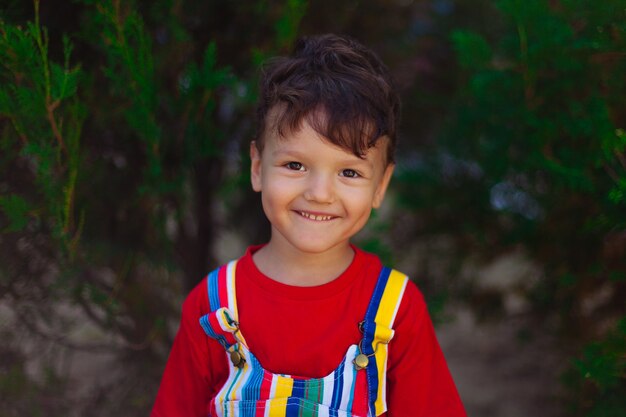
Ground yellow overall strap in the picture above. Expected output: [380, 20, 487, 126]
[362, 267, 409, 416]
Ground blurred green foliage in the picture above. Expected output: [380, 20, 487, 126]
[395, 0, 626, 413]
[0, 0, 624, 415]
[1, 0, 306, 414]
[564, 318, 626, 416]
[0, 0, 83, 253]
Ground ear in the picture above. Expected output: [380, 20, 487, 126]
[250, 141, 263, 192]
[372, 163, 395, 209]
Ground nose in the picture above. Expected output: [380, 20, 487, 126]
[303, 172, 335, 203]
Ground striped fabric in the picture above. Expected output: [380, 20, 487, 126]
[360, 268, 407, 416]
[199, 261, 408, 417]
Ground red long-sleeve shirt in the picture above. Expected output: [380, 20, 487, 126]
[152, 245, 466, 416]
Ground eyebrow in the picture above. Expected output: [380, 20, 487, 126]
[271, 148, 301, 158]
[272, 149, 373, 167]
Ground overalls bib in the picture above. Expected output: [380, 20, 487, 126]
[199, 260, 408, 417]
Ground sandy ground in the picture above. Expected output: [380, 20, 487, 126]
[437, 307, 565, 417]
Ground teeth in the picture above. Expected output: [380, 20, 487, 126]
[299, 211, 333, 221]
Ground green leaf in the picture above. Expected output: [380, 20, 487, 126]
[50, 62, 79, 101]
[15, 85, 45, 117]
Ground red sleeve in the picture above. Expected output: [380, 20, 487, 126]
[386, 281, 467, 417]
[151, 279, 228, 417]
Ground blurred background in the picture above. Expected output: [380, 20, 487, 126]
[1, 0, 625, 416]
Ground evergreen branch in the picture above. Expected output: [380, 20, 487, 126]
[67, 209, 85, 261]
[33, 0, 51, 102]
[59, 35, 74, 100]
[1, 25, 29, 144]
[32, 0, 67, 154]
[46, 99, 66, 153]
[62, 165, 77, 234]
[109, 0, 148, 103]
[98, 0, 160, 145]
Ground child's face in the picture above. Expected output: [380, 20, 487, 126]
[250, 119, 394, 256]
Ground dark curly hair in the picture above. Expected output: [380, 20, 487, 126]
[255, 34, 400, 165]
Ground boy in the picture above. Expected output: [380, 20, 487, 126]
[152, 34, 466, 417]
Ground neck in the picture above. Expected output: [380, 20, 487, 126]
[252, 240, 355, 287]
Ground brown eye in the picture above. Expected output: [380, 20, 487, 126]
[341, 169, 360, 178]
[286, 162, 304, 171]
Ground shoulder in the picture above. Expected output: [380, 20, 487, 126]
[180, 275, 210, 322]
[353, 247, 428, 324]
[397, 274, 426, 309]
[383, 267, 428, 331]
[182, 254, 245, 319]
[352, 245, 426, 309]
[182, 257, 234, 319]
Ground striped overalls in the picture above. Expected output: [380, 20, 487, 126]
[199, 260, 408, 417]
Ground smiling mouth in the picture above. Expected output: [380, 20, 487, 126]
[297, 211, 336, 221]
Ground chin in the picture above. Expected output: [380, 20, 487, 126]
[289, 239, 349, 255]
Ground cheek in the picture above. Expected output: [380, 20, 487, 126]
[343, 187, 377, 209]
[260, 192, 280, 226]
[260, 178, 292, 215]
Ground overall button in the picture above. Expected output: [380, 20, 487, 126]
[353, 353, 369, 370]
[230, 350, 245, 368]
